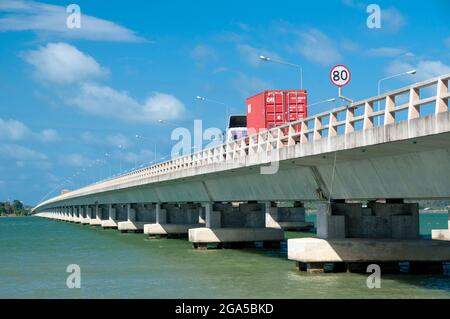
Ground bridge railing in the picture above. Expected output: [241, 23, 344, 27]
[37, 73, 450, 206]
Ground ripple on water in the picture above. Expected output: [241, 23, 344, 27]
[0, 216, 449, 298]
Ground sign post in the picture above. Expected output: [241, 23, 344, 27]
[330, 64, 353, 103]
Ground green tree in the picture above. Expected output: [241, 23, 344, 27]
[12, 200, 23, 213]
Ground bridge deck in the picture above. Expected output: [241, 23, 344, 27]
[33, 73, 450, 211]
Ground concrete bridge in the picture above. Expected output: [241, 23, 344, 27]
[34, 73, 450, 273]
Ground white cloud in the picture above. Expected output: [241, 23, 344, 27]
[340, 39, 360, 52]
[33, 160, 52, 170]
[60, 153, 93, 167]
[385, 59, 450, 81]
[341, 0, 366, 9]
[80, 131, 95, 143]
[106, 133, 132, 148]
[0, 143, 47, 161]
[445, 37, 450, 48]
[38, 128, 60, 142]
[67, 83, 186, 123]
[0, 117, 59, 143]
[22, 42, 108, 84]
[0, 118, 31, 140]
[382, 7, 406, 32]
[366, 47, 405, 57]
[342, 1, 406, 32]
[0, 0, 143, 42]
[212, 66, 227, 74]
[294, 29, 341, 66]
[121, 149, 158, 166]
[22, 43, 186, 123]
[236, 44, 280, 67]
[190, 44, 217, 67]
[233, 73, 272, 97]
[81, 131, 132, 148]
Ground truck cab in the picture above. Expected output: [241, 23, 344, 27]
[226, 115, 248, 142]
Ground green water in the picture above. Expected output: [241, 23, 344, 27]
[0, 213, 449, 299]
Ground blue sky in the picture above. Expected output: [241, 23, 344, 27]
[0, 0, 449, 205]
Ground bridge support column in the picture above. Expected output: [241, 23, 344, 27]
[61, 207, 67, 221]
[144, 203, 204, 238]
[81, 205, 91, 224]
[156, 204, 167, 224]
[66, 207, 72, 222]
[264, 201, 313, 231]
[118, 203, 157, 232]
[118, 204, 143, 233]
[69, 206, 76, 222]
[432, 209, 450, 241]
[101, 204, 118, 229]
[288, 201, 450, 274]
[189, 202, 285, 249]
[73, 206, 82, 223]
[89, 204, 103, 226]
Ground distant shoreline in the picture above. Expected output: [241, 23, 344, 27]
[0, 215, 30, 218]
[304, 209, 448, 214]
[420, 209, 448, 214]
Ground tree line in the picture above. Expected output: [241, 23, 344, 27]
[0, 200, 31, 216]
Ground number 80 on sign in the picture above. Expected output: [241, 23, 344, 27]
[330, 64, 351, 87]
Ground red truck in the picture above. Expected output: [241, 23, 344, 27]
[246, 90, 308, 134]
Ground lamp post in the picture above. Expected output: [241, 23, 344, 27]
[196, 96, 230, 120]
[158, 119, 179, 127]
[376, 69, 416, 125]
[104, 153, 112, 177]
[117, 145, 123, 174]
[308, 98, 336, 108]
[135, 134, 157, 165]
[259, 55, 303, 90]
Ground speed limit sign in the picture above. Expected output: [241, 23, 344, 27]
[330, 64, 351, 87]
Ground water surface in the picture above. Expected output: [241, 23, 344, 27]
[0, 214, 449, 298]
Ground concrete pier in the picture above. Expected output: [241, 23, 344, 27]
[265, 201, 313, 231]
[73, 206, 82, 223]
[80, 205, 91, 224]
[288, 201, 450, 273]
[67, 207, 75, 222]
[431, 209, 450, 241]
[118, 203, 157, 232]
[89, 204, 103, 226]
[62, 208, 69, 221]
[289, 238, 450, 273]
[144, 203, 204, 238]
[189, 202, 285, 249]
[101, 204, 118, 229]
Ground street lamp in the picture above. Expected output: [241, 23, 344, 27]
[377, 69, 416, 125]
[158, 119, 179, 127]
[104, 153, 112, 177]
[118, 145, 124, 174]
[259, 55, 303, 90]
[135, 133, 157, 165]
[196, 96, 230, 120]
[378, 69, 416, 96]
[308, 98, 336, 107]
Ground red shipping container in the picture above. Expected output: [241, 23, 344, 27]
[246, 90, 308, 135]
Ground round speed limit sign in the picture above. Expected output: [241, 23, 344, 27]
[330, 64, 351, 87]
